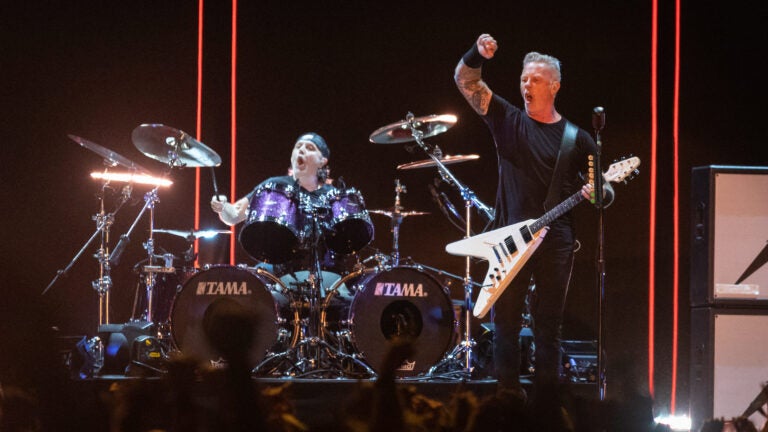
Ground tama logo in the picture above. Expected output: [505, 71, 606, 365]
[373, 282, 427, 297]
[396, 359, 416, 371]
[196, 281, 251, 295]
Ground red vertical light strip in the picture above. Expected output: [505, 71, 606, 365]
[194, 0, 204, 268]
[229, 0, 238, 265]
[648, 0, 659, 398]
[670, 0, 682, 414]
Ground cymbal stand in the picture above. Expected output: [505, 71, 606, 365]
[390, 179, 407, 266]
[43, 167, 133, 326]
[252, 192, 375, 378]
[109, 187, 162, 323]
[42, 165, 133, 378]
[397, 112, 495, 378]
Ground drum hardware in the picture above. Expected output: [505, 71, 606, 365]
[121, 124, 222, 334]
[367, 179, 429, 267]
[249, 195, 376, 378]
[44, 135, 160, 322]
[43, 134, 167, 377]
[154, 228, 232, 264]
[370, 112, 495, 379]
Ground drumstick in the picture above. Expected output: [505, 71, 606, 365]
[210, 167, 221, 200]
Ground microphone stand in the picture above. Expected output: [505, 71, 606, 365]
[592, 107, 607, 400]
[398, 112, 494, 378]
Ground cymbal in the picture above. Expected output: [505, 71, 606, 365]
[369, 208, 430, 218]
[369, 114, 457, 144]
[69, 134, 151, 174]
[90, 171, 173, 187]
[397, 154, 480, 170]
[154, 228, 231, 239]
[132, 124, 222, 168]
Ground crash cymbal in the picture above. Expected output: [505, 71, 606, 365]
[369, 114, 457, 144]
[90, 171, 173, 187]
[369, 208, 430, 218]
[69, 134, 151, 174]
[397, 154, 480, 170]
[154, 228, 231, 239]
[132, 124, 222, 168]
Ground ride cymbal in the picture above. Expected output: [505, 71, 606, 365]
[397, 154, 479, 170]
[369, 114, 457, 144]
[132, 124, 222, 168]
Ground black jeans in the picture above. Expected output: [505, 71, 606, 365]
[492, 225, 575, 392]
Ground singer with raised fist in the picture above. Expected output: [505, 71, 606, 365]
[454, 34, 613, 413]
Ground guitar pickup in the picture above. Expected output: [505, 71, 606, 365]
[519, 225, 533, 243]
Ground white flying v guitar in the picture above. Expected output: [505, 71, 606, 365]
[446, 156, 640, 318]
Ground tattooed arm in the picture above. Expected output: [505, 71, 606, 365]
[454, 33, 498, 116]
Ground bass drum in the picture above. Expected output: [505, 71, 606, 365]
[323, 266, 456, 377]
[170, 265, 295, 367]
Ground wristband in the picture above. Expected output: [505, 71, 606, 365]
[462, 43, 486, 68]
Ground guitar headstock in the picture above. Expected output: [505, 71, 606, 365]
[604, 156, 641, 184]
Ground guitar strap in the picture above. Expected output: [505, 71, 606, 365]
[543, 121, 578, 211]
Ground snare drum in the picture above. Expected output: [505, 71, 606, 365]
[323, 188, 374, 255]
[239, 182, 300, 263]
[170, 265, 296, 367]
[322, 266, 456, 377]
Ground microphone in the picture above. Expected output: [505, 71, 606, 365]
[440, 192, 463, 221]
[109, 234, 130, 266]
[592, 106, 606, 131]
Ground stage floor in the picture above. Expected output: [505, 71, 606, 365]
[47, 374, 598, 431]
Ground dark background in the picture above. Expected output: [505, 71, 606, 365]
[2, 0, 766, 416]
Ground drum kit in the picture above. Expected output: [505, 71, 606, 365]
[45, 112, 497, 380]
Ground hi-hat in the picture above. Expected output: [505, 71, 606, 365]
[154, 228, 231, 239]
[132, 124, 222, 168]
[69, 134, 151, 174]
[369, 114, 457, 144]
[397, 154, 480, 170]
[369, 208, 430, 218]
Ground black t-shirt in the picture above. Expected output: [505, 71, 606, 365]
[482, 94, 598, 231]
[245, 175, 335, 206]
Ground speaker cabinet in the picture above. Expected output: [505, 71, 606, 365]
[689, 307, 768, 430]
[690, 165, 768, 306]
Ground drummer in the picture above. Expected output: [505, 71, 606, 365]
[211, 132, 332, 226]
[210, 132, 362, 281]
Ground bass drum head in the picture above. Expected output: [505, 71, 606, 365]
[170, 266, 287, 367]
[350, 266, 455, 377]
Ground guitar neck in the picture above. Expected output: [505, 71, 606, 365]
[529, 191, 585, 234]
